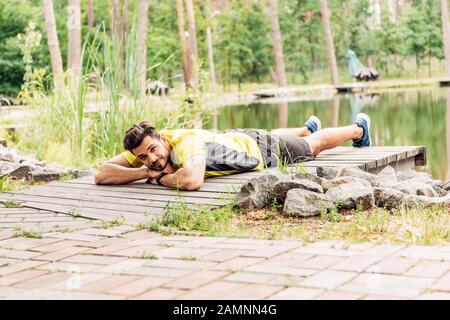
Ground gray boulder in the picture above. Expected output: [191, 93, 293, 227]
[0, 146, 19, 163]
[338, 167, 381, 187]
[316, 167, 339, 180]
[237, 174, 283, 210]
[373, 187, 414, 210]
[294, 172, 325, 186]
[443, 181, 450, 192]
[43, 162, 81, 177]
[390, 181, 439, 197]
[273, 179, 323, 204]
[0, 161, 19, 177]
[8, 164, 34, 179]
[432, 185, 448, 197]
[396, 170, 432, 182]
[283, 189, 334, 217]
[321, 176, 371, 192]
[377, 165, 397, 186]
[374, 187, 450, 210]
[326, 182, 375, 210]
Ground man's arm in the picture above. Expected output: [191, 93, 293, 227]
[94, 154, 150, 185]
[154, 154, 205, 191]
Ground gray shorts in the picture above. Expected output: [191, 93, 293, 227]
[226, 128, 314, 167]
[277, 134, 315, 164]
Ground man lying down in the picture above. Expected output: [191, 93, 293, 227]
[94, 114, 372, 190]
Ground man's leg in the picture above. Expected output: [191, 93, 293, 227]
[305, 113, 371, 156]
[305, 125, 363, 156]
[272, 115, 321, 137]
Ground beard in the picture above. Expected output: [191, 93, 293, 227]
[148, 156, 167, 171]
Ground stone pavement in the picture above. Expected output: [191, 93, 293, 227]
[1, 217, 450, 300]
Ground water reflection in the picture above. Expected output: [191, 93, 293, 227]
[206, 88, 450, 180]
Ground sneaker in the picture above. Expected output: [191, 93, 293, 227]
[304, 115, 321, 134]
[352, 113, 372, 147]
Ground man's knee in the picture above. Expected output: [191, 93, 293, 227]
[304, 137, 321, 156]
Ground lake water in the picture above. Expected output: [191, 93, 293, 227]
[207, 88, 450, 181]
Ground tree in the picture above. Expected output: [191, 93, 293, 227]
[442, 0, 450, 77]
[67, 0, 81, 77]
[43, 0, 64, 91]
[185, 0, 198, 87]
[319, 0, 339, 85]
[111, 0, 121, 43]
[137, 0, 149, 96]
[87, 0, 94, 30]
[267, 0, 287, 87]
[176, 0, 192, 89]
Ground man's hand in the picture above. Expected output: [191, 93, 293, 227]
[155, 154, 205, 190]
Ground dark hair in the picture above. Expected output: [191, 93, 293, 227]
[123, 121, 160, 151]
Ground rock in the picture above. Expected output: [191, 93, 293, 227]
[293, 172, 325, 186]
[374, 187, 450, 210]
[27, 172, 61, 183]
[326, 182, 375, 210]
[396, 170, 432, 183]
[432, 185, 448, 197]
[0, 146, 19, 163]
[316, 167, 339, 180]
[19, 156, 47, 167]
[8, 165, 33, 179]
[283, 189, 334, 217]
[390, 181, 439, 197]
[321, 176, 371, 192]
[444, 181, 450, 192]
[43, 162, 80, 177]
[237, 174, 282, 210]
[377, 165, 397, 186]
[273, 179, 323, 204]
[79, 167, 96, 177]
[373, 187, 414, 210]
[338, 167, 381, 187]
[0, 161, 19, 177]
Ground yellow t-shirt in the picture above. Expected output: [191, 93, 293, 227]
[121, 129, 266, 177]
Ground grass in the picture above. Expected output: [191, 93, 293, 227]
[0, 176, 44, 193]
[13, 228, 43, 239]
[68, 209, 81, 218]
[9, 25, 214, 170]
[140, 195, 450, 245]
[140, 252, 158, 260]
[2, 200, 23, 208]
[180, 256, 200, 261]
[96, 216, 125, 229]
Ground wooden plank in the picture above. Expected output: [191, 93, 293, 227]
[63, 180, 241, 193]
[14, 186, 229, 206]
[0, 193, 170, 215]
[34, 183, 233, 200]
[0, 193, 163, 220]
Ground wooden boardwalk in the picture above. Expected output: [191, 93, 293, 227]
[0, 146, 426, 225]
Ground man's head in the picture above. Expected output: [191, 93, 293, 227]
[123, 121, 170, 171]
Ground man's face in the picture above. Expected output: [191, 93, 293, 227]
[131, 135, 170, 171]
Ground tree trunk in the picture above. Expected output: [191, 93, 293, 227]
[387, 0, 398, 23]
[112, 0, 121, 43]
[446, 88, 450, 181]
[268, 0, 287, 87]
[320, 0, 339, 85]
[185, 0, 198, 87]
[205, 0, 217, 92]
[122, 0, 128, 42]
[441, 0, 450, 77]
[176, 0, 192, 89]
[43, 0, 64, 91]
[87, 0, 94, 30]
[68, 0, 82, 77]
[137, 0, 149, 97]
